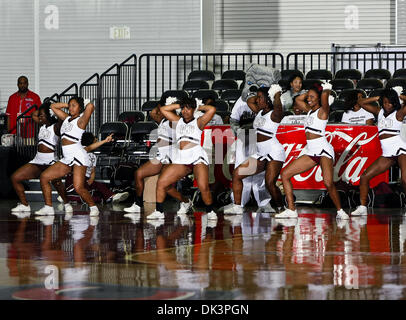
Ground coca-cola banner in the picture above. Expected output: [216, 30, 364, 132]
[202, 124, 388, 190]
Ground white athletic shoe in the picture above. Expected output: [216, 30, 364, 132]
[223, 204, 243, 215]
[89, 206, 99, 217]
[146, 210, 165, 220]
[350, 205, 367, 216]
[351, 215, 367, 228]
[207, 219, 218, 228]
[57, 196, 64, 203]
[90, 216, 99, 226]
[35, 216, 54, 226]
[124, 213, 141, 224]
[207, 210, 218, 220]
[257, 202, 276, 213]
[124, 202, 141, 213]
[64, 212, 73, 221]
[224, 215, 242, 227]
[336, 209, 350, 220]
[148, 220, 164, 229]
[11, 203, 31, 212]
[274, 218, 297, 227]
[64, 203, 73, 213]
[112, 192, 129, 203]
[336, 219, 349, 229]
[177, 199, 193, 214]
[34, 205, 55, 216]
[176, 212, 191, 226]
[11, 212, 31, 219]
[275, 208, 298, 219]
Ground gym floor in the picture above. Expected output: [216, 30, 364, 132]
[0, 199, 405, 300]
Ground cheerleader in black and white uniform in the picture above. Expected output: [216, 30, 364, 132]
[224, 85, 286, 214]
[10, 102, 72, 214]
[278, 82, 349, 220]
[149, 97, 217, 220]
[123, 96, 193, 216]
[37, 97, 98, 216]
[351, 87, 406, 216]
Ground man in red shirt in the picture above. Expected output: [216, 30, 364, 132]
[6, 76, 41, 135]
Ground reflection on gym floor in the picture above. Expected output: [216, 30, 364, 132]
[1, 201, 406, 300]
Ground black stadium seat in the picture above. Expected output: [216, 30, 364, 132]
[161, 90, 189, 102]
[364, 68, 391, 80]
[305, 69, 333, 81]
[182, 80, 209, 92]
[192, 89, 219, 101]
[330, 79, 354, 92]
[302, 79, 322, 90]
[141, 100, 159, 112]
[338, 88, 367, 102]
[393, 69, 406, 79]
[118, 111, 145, 125]
[329, 110, 344, 123]
[386, 78, 406, 90]
[221, 70, 246, 81]
[213, 99, 229, 112]
[130, 121, 158, 142]
[96, 121, 129, 159]
[221, 89, 242, 104]
[211, 79, 239, 92]
[356, 78, 384, 93]
[188, 70, 215, 81]
[334, 69, 362, 81]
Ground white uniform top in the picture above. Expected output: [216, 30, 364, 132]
[378, 109, 403, 136]
[60, 116, 85, 143]
[341, 108, 375, 124]
[304, 107, 328, 137]
[230, 97, 256, 125]
[176, 117, 202, 145]
[38, 123, 59, 151]
[158, 119, 175, 143]
[253, 110, 279, 138]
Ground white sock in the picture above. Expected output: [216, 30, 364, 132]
[90, 206, 98, 210]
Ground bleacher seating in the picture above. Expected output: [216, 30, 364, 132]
[212, 79, 239, 92]
[393, 68, 406, 79]
[334, 69, 362, 81]
[118, 111, 145, 125]
[220, 89, 242, 106]
[330, 79, 354, 92]
[302, 79, 322, 90]
[364, 68, 391, 81]
[182, 80, 209, 92]
[305, 69, 333, 81]
[221, 70, 245, 81]
[356, 78, 384, 93]
[161, 90, 189, 102]
[192, 89, 219, 101]
[329, 110, 344, 123]
[188, 70, 215, 81]
[386, 78, 406, 90]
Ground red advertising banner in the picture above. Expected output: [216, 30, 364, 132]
[202, 124, 388, 190]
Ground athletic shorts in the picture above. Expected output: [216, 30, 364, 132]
[250, 138, 286, 163]
[60, 143, 90, 167]
[29, 151, 57, 166]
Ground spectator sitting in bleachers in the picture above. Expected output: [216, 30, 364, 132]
[341, 90, 375, 125]
[281, 74, 306, 112]
[59, 132, 129, 204]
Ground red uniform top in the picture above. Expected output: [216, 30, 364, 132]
[6, 90, 41, 134]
